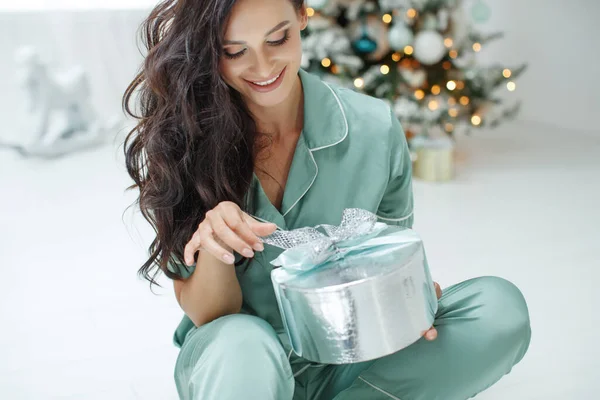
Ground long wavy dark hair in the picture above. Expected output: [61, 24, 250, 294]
[123, 0, 305, 286]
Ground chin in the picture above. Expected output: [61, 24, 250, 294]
[240, 65, 298, 108]
[246, 91, 290, 108]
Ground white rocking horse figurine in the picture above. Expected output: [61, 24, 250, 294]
[1, 46, 118, 158]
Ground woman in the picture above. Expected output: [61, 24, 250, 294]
[123, 0, 531, 399]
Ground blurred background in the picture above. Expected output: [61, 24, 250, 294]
[0, 0, 598, 399]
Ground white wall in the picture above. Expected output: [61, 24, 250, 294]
[0, 0, 155, 10]
[0, 9, 148, 143]
[473, 0, 599, 133]
[0, 0, 597, 137]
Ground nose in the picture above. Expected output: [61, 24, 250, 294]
[251, 50, 274, 79]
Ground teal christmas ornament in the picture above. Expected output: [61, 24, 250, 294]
[352, 22, 378, 55]
[471, 0, 491, 24]
[353, 35, 378, 54]
[349, 15, 390, 60]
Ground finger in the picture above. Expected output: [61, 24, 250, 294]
[184, 229, 204, 266]
[243, 214, 278, 237]
[220, 212, 272, 251]
[424, 327, 438, 341]
[207, 211, 255, 258]
[218, 211, 262, 252]
[214, 205, 264, 251]
[434, 282, 442, 299]
[198, 231, 237, 264]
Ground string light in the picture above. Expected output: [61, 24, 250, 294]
[456, 81, 465, 90]
[473, 43, 482, 52]
[414, 89, 425, 100]
[507, 81, 516, 91]
[382, 14, 392, 24]
[380, 65, 390, 74]
[448, 97, 457, 106]
[444, 38, 453, 48]
[331, 65, 339, 74]
[446, 80, 457, 91]
[431, 85, 441, 95]
[321, 57, 331, 68]
[442, 61, 452, 70]
[503, 69, 512, 78]
[392, 52, 402, 62]
[307, 7, 315, 17]
[471, 115, 482, 126]
[449, 50, 458, 59]
[404, 45, 414, 55]
[448, 108, 458, 117]
[445, 123, 454, 132]
[460, 96, 470, 105]
[354, 78, 364, 88]
[428, 100, 439, 111]
[407, 8, 417, 18]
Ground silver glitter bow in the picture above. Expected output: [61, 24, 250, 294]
[263, 208, 414, 272]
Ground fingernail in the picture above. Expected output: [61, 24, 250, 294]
[254, 242, 264, 251]
[242, 248, 254, 258]
[223, 254, 235, 264]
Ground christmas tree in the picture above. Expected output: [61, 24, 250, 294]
[301, 0, 526, 141]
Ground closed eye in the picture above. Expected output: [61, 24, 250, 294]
[224, 48, 246, 60]
[267, 29, 290, 46]
[224, 29, 290, 60]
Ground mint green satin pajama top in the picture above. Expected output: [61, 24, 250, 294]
[168, 69, 531, 400]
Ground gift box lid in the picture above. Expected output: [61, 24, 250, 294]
[272, 237, 423, 292]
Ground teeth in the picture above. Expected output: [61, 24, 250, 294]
[252, 71, 281, 86]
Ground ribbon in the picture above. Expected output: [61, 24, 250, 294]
[262, 208, 421, 272]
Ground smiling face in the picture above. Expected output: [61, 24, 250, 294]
[219, 0, 307, 109]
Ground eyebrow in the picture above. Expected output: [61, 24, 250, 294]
[224, 20, 290, 45]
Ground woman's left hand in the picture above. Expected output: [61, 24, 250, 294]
[423, 282, 442, 341]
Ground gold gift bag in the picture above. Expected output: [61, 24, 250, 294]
[411, 136, 455, 182]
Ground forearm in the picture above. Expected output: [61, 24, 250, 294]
[175, 251, 243, 327]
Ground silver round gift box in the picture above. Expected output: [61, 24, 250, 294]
[271, 240, 438, 365]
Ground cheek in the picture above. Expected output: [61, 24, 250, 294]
[219, 61, 244, 86]
[286, 34, 304, 63]
[270, 44, 302, 68]
[284, 43, 302, 62]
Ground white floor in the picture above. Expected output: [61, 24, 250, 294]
[0, 120, 598, 399]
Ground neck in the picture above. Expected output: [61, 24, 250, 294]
[246, 74, 304, 138]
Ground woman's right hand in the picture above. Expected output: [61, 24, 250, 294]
[184, 201, 278, 266]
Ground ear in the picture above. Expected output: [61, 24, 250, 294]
[299, 5, 308, 31]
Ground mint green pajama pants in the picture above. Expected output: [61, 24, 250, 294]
[174, 276, 531, 400]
